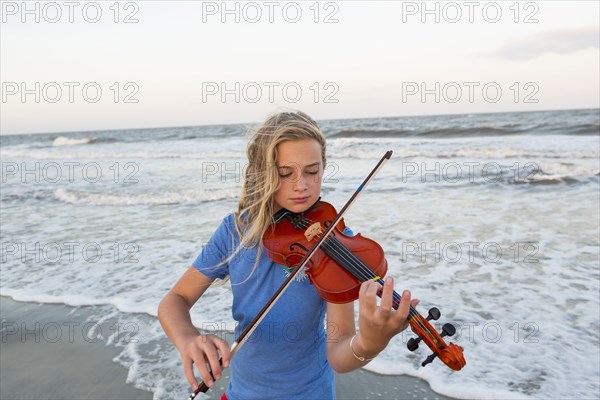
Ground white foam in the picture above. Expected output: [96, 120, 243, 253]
[54, 188, 239, 206]
[0, 289, 112, 306]
[0, 148, 247, 160]
[52, 136, 96, 146]
[2, 126, 599, 400]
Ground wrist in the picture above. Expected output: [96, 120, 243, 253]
[175, 332, 201, 353]
[350, 333, 380, 362]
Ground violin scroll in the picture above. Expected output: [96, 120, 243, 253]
[264, 200, 466, 371]
[406, 306, 465, 371]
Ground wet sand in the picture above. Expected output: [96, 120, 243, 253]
[1, 296, 454, 400]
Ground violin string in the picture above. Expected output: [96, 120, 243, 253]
[323, 236, 432, 335]
[321, 236, 430, 332]
[295, 217, 405, 304]
[294, 217, 431, 334]
[296, 217, 413, 312]
[324, 236, 434, 335]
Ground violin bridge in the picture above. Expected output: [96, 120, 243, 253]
[304, 223, 324, 242]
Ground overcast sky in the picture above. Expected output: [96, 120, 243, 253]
[1, 0, 599, 135]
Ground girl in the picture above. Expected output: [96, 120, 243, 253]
[158, 111, 418, 399]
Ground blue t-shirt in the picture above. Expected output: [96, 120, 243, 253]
[192, 214, 336, 400]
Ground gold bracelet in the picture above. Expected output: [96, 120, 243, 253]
[350, 334, 376, 362]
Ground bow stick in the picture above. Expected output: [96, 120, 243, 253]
[188, 151, 393, 399]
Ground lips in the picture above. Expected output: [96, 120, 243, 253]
[290, 196, 310, 203]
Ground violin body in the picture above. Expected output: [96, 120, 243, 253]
[263, 199, 466, 371]
[264, 201, 388, 304]
[188, 153, 464, 400]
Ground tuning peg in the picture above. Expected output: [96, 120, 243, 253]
[407, 336, 422, 351]
[421, 352, 438, 367]
[426, 307, 441, 321]
[441, 323, 457, 338]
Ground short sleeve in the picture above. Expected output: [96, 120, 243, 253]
[342, 226, 354, 236]
[192, 215, 236, 279]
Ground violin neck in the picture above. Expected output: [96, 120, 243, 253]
[320, 236, 414, 316]
[371, 276, 415, 315]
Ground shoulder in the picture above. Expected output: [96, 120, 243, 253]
[214, 213, 236, 232]
[211, 213, 239, 243]
[222, 213, 236, 230]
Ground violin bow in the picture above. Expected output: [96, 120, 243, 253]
[188, 150, 393, 399]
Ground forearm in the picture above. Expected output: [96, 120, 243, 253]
[158, 293, 201, 352]
[327, 331, 383, 373]
[327, 279, 415, 373]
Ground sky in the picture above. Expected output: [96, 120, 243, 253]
[1, 0, 599, 135]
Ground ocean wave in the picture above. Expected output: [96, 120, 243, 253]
[571, 123, 600, 135]
[373, 160, 599, 187]
[0, 289, 117, 307]
[330, 126, 523, 138]
[518, 173, 599, 186]
[53, 188, 239, 206]
[0, 190, 53, 203]
[519, 176, 582, 185]
[482, 160, 599, 185]
[52, 136, 97, 146]
[329, 121, 599, 139]
[8, 144, 597, 161]
[445, 147, 600, 160]
[487, 163, 599, 186]
[328, 143, 600, 160]
[0, 148, 246, 160]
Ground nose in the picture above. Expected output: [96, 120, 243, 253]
[293, 172, 308, 192]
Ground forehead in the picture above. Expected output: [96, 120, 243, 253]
[276, 139, 322, 166]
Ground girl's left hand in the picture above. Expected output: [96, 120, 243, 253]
[355, 276, 419, 356]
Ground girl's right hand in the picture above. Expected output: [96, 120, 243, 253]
[180, 334, 231, 390]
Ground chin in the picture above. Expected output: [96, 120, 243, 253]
[286, 201, 313, 214]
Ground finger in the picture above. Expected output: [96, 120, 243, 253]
[202, 340, 223, 380]
[397, 299, 420, 332]
[379, 276, 394, 313]
[211, 336, 231, 368]
[358, 279, 371, 299]
[213, 336, 232, 369]
[359, 280, 374, 314]
[191, 350, 214, 387]
[394, 290, 412, 323]
[182, 354, 199, 390]
[367, 279, 383, 317]
[364, 279, 380, 314]
[366, 278, 380, 298]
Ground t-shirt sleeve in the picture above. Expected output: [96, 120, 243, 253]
[342, 225, 354, 236]
[192, 216, 235, 279]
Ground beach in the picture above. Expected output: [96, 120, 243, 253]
[1, 108, 599, 398]
[1, 296, 153, 400]
[1, 296, 454, 400]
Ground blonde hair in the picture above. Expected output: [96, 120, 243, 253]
[235, 110, 327, 258]
[208, 111, 327, 287]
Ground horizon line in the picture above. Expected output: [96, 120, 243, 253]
[1, 106, 598, 137]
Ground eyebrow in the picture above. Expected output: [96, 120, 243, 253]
[277, 162, 321, 169]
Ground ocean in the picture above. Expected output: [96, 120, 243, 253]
[1, 108, 599, 399]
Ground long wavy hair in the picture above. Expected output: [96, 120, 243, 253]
[234, 111, 327, 265]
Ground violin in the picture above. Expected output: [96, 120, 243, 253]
[263, 199, 466, 371]
[188, 151, 464, 399]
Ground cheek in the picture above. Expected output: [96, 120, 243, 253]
[274, 178, 291, 196]
[313, 171, 324, 186]
[309, 174, 322, 187]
